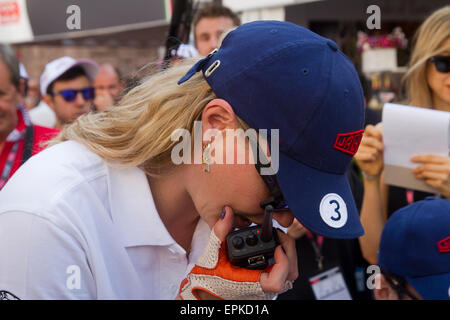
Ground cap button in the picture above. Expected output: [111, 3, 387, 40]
[327, 40, 338, 51]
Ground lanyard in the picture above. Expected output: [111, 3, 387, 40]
[0, 105, 33, 190]
[0, 141, 20, 190]
[306, 231, 324, 270]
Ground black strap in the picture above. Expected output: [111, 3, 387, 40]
[253, 141, 286, 210]
[21, 124, 34, 165]
[380, 268, 418, 300]
[307, 232, 324, 270]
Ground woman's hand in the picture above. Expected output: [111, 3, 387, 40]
[412, 154, 450, 199]
[178, 206, 298, 300]
[93, 91, 114, 112]
[354, 123, 384, 178]
[287, 218, 307, 240]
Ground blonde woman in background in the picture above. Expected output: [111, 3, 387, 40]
[356, 6, 450, 265]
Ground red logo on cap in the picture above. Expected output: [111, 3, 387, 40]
[333, 129, 364, 156]
[437, 237, 450, 253]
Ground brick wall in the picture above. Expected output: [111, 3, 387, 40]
[14, 44, 161, 82]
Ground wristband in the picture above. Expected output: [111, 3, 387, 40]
[362, 171, 381, 180]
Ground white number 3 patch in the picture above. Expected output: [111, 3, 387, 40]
[319, 193, 348, 228]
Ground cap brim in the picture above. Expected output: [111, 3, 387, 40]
[407, 272, 450, 300]
[276, 152, 364, 239]
[74, 59, 99, 81]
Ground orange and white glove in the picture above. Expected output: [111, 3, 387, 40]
[178, 206, 296, 300]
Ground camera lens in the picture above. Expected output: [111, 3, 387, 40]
[232, 236, 245, 249]
[246, 233, 258, 246]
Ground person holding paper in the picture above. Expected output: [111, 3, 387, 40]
[355, 6, 450, 265]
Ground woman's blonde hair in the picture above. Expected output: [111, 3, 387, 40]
[51, 59, 224, 176]
[403, 5, 450, 108]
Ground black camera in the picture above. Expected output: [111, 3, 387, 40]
[226, 205, 279, 269]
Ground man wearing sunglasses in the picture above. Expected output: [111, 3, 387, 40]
[40, 56, 99, 129]
[0, 44, 59, 190]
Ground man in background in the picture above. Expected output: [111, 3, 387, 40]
[23, 78, 41, 111]
[93, 63, 125, 112]
[0, 44, 59, 189]
[40, 56, 98, 129]
[193, 2, 240, 56]
[169, 3, 240, 64]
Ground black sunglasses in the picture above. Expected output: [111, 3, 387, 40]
[52, 87, 95, 102]
[430, 56, 450, 73]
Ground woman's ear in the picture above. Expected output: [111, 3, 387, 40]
[201, 99, 239, 135]
[373, 273, 399, 300]
[199, 99, 245, 166]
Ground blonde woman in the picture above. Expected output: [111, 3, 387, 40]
[356, 6, 450, 265]
[0, 21, 366, 300]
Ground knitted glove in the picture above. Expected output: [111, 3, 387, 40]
[178, 227, 293, 300]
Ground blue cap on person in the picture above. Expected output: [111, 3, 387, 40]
[178, 20, 365, 239]
[378, 198, 450, 300]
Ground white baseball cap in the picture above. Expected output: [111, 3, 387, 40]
[40, 56, 99, 96]
[19, 63, 29, 80]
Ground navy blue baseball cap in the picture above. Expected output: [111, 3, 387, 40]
[179, 21, 365, 239]
[378, 198, 450, 300]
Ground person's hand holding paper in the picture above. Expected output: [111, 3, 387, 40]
[411, 154, 450, 198]
[382, 103, 450, 195]
[354, 123, 384, 178]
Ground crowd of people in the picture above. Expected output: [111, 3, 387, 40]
[0, 3, 449, 301]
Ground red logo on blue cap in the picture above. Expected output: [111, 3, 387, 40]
[333, 130, 364, 156]
[437, 236, 450, 253]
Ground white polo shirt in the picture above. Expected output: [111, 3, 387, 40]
[0, 141, 210, 299]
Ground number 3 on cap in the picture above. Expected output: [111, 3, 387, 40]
[329, 200, 341, 221]
[319, 193, 348, 229]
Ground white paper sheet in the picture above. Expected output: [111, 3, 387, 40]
[382, 103, 450, 193]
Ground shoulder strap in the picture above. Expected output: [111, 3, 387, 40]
[21, 124, 34, 165]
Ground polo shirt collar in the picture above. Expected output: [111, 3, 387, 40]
[107, 165, 176, 248]
[6, 105, 30, 143]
